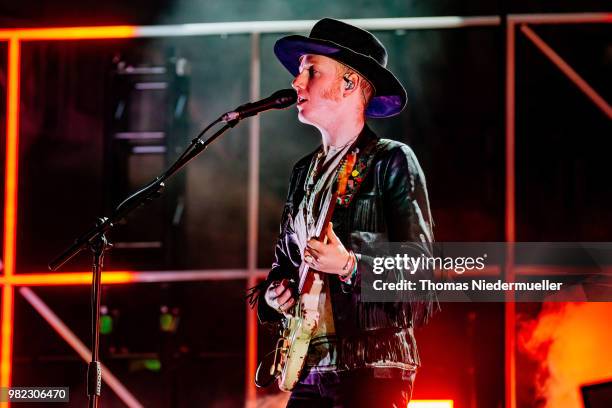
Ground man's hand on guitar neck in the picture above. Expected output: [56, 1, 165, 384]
[264, 223, 357, 316]
[304, 222, 356, 278]
[264, 279, 296, 316]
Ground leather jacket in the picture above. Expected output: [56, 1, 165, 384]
[252, 125, 436, 371]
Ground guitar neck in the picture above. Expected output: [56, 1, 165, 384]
[297, 190, 338, 293]
[316, 190, 339, 241]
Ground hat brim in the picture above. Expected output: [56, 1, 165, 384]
[274, 35, 407, 118]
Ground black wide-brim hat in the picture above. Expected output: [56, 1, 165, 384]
[274, 18, 408, 118]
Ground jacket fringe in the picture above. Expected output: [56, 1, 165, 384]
[246, 280, 268, 308]
[352, 196, 382, 232]
[351, 297, 436, 331]
[306, 328, 420, 371]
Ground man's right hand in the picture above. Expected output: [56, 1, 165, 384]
[264, 279, 296, 315]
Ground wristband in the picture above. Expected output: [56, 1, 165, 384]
[339, 251, 357, 283]
[341, 250, 353, 272]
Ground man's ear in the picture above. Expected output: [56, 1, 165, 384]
[342, 72, 360, 96]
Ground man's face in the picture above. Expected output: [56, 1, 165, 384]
[291, 54, 344, 127]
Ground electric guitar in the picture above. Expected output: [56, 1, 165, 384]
[270, 189, 338, 392]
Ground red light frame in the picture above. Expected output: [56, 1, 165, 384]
[0, 26, 136, 402]
[0, 25, 458, 408]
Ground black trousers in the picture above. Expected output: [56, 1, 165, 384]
[286, 370, 416, 408]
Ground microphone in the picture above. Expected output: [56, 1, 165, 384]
[221, 89, 297, 122]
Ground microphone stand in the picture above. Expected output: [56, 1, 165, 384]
[49, 118, 239, 408]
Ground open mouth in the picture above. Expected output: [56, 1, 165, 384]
[297, 96, 308, 105]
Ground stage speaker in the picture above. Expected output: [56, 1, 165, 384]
[581, 380, 612, 408]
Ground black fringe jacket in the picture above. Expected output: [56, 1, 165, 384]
[249, 125, 437, 371]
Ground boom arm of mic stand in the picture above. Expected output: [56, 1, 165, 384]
[48, 120, 237, 271]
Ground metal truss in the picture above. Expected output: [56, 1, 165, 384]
[504, 13, 611, 408]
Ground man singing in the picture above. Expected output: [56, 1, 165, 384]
[252, 18, 436, 407]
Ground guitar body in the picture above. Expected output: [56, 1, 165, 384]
[275, 271, 323, 391]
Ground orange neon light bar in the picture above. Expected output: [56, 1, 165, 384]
[0, 26, 136, 41]
[1, 35, 20, 401]
[0, 286, 14, 391]
[0, 272, 136, 286]
[3, 38, 20, 280]
[409, 401, 454, 408]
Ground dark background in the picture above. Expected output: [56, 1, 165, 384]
[0, 1, 610, 407]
